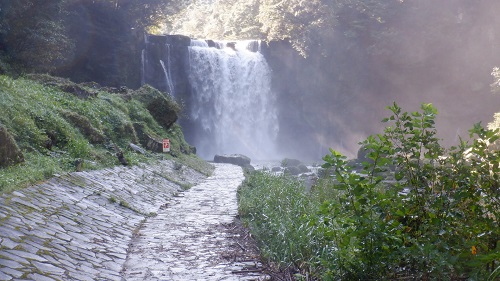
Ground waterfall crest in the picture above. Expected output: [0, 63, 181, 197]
[187, 39, 279, 160]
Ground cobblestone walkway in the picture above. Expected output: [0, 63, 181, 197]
[0, 161, 265, 280]
[122, 163, 267, 280]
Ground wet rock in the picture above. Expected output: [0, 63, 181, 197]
[280, 158, 309, 175]
[0, 124, 24, 168]
[284, 166, 301, 176]
[297, 164, 310, 173]
[129, 143, 146, 154]
[271, 166, 282, 172]
[214, 154, 251, 167]
[281, 158, 302, 167]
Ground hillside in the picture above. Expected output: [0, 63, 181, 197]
[0, 74, 211, 193]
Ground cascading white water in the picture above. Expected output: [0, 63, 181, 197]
[188, 39, 279, 160]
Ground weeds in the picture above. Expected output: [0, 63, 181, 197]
[0, 75, 206, 193]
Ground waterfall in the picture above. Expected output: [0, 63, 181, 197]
[141, 49, 146, 86]
[187, 39, 279, 160]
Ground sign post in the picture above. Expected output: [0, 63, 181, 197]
[162, 139, 170, 153]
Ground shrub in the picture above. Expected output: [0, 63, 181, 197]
[240, 103, 500, 280]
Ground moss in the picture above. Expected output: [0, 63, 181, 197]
[0, 74, 206, 193]
[60, 111, 105, 144]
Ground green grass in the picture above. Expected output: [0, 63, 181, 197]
[0, 75, 210, 193]
[238, 171, 324, 277]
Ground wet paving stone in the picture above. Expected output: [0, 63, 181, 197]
[0, 161, 267, 280]
[0, 160, 205, 280]
[122, 163, 269, 281]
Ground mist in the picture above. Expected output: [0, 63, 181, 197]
[265, 0, 500, 160]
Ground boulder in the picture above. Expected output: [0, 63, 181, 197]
[129, 143, 146, 154]
[0, 124, 24, 168]
[133, 123, 164, 153]
[297, 164, 310, 173]
[214, 154, 251, 167]
[357, 144, 373, 163]
[271, 166, 282, 172]
[281, 158, 302, 167]
[284, 166, 301, 176]
[280, 158, 309, 175]
[144, 135, 163, 153]
[132, 85, 181, 130]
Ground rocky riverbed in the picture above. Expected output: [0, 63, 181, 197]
[0, 161, 269, 280]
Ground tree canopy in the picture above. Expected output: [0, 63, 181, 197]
[0, 0, 172, 78]
[165, 0, 399, 56]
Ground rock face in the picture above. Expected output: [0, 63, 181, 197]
[214, 154, 252, 168]
[142, 34, 191, 95]
[0, 124, 24, 168]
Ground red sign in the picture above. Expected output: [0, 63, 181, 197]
[163, 139, 170, 152]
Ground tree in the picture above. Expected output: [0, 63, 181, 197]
[164, 0, 399, 56]
[0, 0, 74, 73]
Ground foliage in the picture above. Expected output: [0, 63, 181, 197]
[0, 0, 74, 73]
[0, 75, 203, 193]
[239, 103, 500, 279]
[0, 0, 171, 84]
[166, 0, 396, 56]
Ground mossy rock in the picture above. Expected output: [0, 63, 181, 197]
[61, 111, 106, 144]
[132, 85, 181, 130]
[0, 124, 24, 168]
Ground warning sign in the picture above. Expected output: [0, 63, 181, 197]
[162, 139, 170, 153]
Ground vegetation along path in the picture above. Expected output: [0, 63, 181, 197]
[0, 161, 267, 280]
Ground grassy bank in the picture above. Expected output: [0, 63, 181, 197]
[238, 104, 500, 280]
[0, 75, 212, 193]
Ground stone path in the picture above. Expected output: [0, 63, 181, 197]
[123, 163, 267, 280]
[0, 160, 267, 280]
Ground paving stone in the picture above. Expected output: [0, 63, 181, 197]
[0, 227, 24, 240]
[0, 161, 267, 280]
[6, 250, 48, 262]
[27, 273, 58, 281]
[1, 238, 19, 249]
[0, 258, 24, 269]
[9, 197, 41, 212]
[31, 261, 65, 275]
[0, 267, 24, 278]
[0, 271, 12, 280]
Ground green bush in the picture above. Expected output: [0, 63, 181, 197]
[239, 103, 500, 280]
